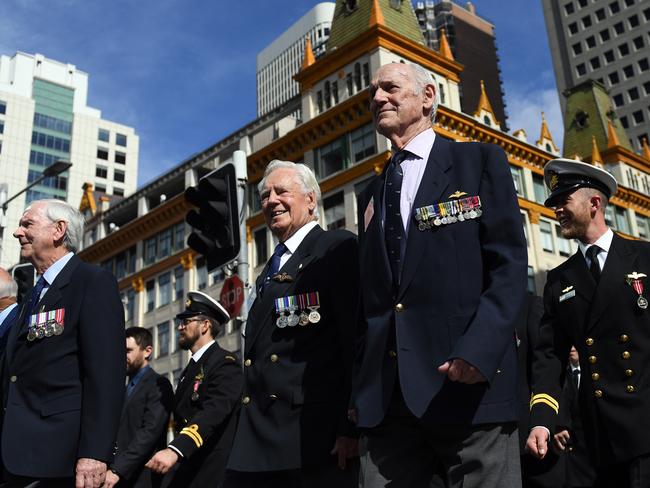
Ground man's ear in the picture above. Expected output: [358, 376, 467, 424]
[422, 83, 436, 112]
[144, 345, 153, 361]
[52, 220, 68, 245]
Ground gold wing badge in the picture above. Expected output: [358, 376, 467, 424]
[448, 190, 468, 199]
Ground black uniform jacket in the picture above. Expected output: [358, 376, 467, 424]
[228, 225, 359, 472]
[165, 342, 242, 488]
[531, 233, 650, 464]
[112, 367, 174, 487]
[1, 254, 125, 478]
[353, 136, 528, 428]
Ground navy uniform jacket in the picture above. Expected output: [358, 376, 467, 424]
[164, 342, 242, 488]
[353, 136, 527, 428]
[1, 254, 125, 478]
[228, 226, 359, 471]
[531, 233, 650, 465]
[111, 367, 174, 488]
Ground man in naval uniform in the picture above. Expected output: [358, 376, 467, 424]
[146, 291, 242, 488]
[527, 158, 650, 487]
[225, 160, 359, 488]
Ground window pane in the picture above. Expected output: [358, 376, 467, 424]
[532, 175, 547, 204]
[158, 272, 171, 306]
[98, 129, 110, 142]
[174, 266, 184, 301]
[146, 280, 155, 312]
[510, 166, 525, 197]
[254, 228, 268, 266]
[540, 220, 554, 252]
[350, 123, 376, 162]
[144, 237, 157, 265]
[158, 229, 172, 259]
[324, 192, 346, 230]
[157, 322, 170, 357]
[116, 133, 127, 146]
[316, 136, 349, 178]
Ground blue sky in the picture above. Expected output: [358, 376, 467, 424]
[0, 0, 563, 187]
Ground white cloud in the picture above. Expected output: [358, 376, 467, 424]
[504, 82, 565, 152]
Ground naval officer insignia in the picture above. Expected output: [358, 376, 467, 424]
[625, 272, 648, 309]
[559, 285, 576, 302]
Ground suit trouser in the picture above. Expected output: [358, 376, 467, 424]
[223, 460, 359, 488]
[0, 473, 73, 488]
[358, 378, 521, 488]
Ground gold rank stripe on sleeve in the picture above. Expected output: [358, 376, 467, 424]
[180, 424, 203, 448]
[529, 393, 559, 414]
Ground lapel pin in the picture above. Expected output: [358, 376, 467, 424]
[272, 272, 293, 283]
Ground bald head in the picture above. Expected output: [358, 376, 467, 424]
[0, 268, 18, 311]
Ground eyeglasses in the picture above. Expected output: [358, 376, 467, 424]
[177, 318, 203, 328]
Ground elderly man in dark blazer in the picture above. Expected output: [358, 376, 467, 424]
[527, 158, 650, 488]
[352, 62, 527, 487]
[2, 199, 125, 487]
[105, 327, 174, 488]
[225, 160, 359, 488]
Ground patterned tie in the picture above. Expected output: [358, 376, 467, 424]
[586, 246, 601, 283]
[384, 151, 408, 289]
[23, 276, 47, 323]
[572, 368, 580, 388]
[260, 242, 288, 292]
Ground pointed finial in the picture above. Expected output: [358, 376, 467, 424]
[369, 0, 385, 26]
[642, 137, 650, 161]
[438, 28, 454, 60]
[590, 136, 603, 164]
[301, 35, 315, 70]
[474, 80, 495, 116]
[606, 118, 621, 148]
[536, 111, 557, 149]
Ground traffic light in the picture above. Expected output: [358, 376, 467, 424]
[185, 163, 240, 271]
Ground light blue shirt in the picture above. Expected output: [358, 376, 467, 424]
[39, 252, 75, 301]
[384, 128, 437, 233]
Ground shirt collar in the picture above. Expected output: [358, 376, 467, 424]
[578, 228, 614, 258]
[42, 252, 75, 286]
[191, 339, 215, 362]
[395, 128, 436, 162]
[282, 221, 319, 255]
[128, 364, 150, 383]
[0, 302, 18, 324]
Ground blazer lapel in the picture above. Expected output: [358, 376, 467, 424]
[121, 367, 154, 419]
[5, 255, 79, 366]
[561, 251, 596, 303]
[587, 234, 633, 332]
[245, 226, 322, 355]
[398, 136, 452, 299]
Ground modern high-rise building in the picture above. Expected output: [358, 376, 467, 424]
[256, 2, 335, 117]
[0, 52, 139, 269]
[414, 0, 509, 130]
[542, 0, 650, 152]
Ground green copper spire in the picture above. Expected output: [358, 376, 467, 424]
[326, 0, 425, 53]
[562, 79, 631, 158]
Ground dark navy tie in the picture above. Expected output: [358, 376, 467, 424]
[385, 151, 407, 289]
[23, 276, 47, 323]
[260, 242, 287, 292]
[586, 246, 601, 283]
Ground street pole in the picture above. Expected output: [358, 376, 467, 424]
[232, 150, 249, 356]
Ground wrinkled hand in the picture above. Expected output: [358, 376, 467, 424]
[75, 458, 107, 488]
[553, 429, 571, 452]
[330, 436, 359, 469]
[437, 359, 486, 384]
[104, 470, 120, 488]
[146, 448, 179, 474]
[526, 427, 550, 459]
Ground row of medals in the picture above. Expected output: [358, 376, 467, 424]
[417, 208, 482, 231]
[27, 320, 64, 341]
[277, 307, 321, 328]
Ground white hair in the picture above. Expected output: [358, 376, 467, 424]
[408, 63, 439, 122]
[258, 160, 321, 219]
[26, 199, 85, 252]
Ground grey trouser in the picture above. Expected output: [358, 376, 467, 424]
[359, 417, 521, 488]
